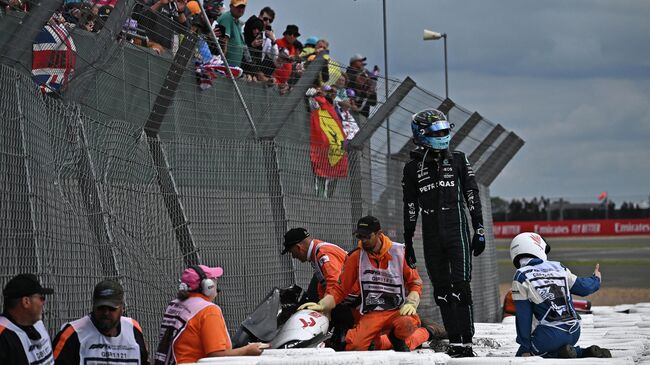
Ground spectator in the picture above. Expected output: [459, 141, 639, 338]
[139, 0, 190, 52]
[510, 233, 611, 358]
[299, 36, 319, 59]
[353, 70, 377, 117]
[338, 98, 359, 142]
[242, 15, 267, 81]
[2, 0, 29, 13]
[217, 0, 246, 67]
[203, 0, 224, 24]
[317, 39, 343, 86]
[273, 24, 300, 87]
[257, 6, 278, 77]
[93, 5, 112, 32]
[345, 53, 366, 92]
[154, 265, 266, 364]
[300, 216, 426, 352]
[0, 274, 54, 365]
[52, 280, 149, 365]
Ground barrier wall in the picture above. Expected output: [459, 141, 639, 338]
[494, 218, 650, 238]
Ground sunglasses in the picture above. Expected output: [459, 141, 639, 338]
[261, 16, 273, 23]
[355, 232, 372, 240]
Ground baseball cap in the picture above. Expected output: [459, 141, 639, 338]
[93, 280, 124, 309]
[349, 53, 367, 65]
[3, 273, 54, 299]
[354, 215, 381, 235]
[231, 0, 247, 7]
[281, 228, 310, 254]
[181, 265, 224, 290]
[305, 36, 319, 46]
[187, 1, 201, 15]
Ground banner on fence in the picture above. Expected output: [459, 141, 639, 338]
[494, 218, 650, 238]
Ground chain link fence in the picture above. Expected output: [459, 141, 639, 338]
[0, 1, 523, 351]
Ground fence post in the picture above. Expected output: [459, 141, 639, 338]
[72, 105, 120, 278]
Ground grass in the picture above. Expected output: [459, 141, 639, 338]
[495, 243, 650, 251]
[497, 259, 650, 266]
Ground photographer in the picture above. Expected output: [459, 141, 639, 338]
[242, 15, 267, 81]
[258, 6, 278, 78]
[139, 0, 190, 52]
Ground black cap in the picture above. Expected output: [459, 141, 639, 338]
[3, 274, 54, 299]
[93, 280, 124, 309]
[354, 215, 381, 235]
[283, 24, 300, 37]
[281, 228, 310, 254]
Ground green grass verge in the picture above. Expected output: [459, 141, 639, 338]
[495, 244, 650, 251]
[497, 259, 650, 266]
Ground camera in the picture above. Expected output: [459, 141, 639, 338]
[265, 25, 272, 31]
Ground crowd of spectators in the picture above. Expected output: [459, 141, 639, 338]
[494, 196, 650, 222]
[3, 0, 379, 109]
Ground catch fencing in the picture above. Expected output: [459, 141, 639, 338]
[0, 0, 522, 350]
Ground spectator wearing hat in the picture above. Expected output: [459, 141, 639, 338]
[52, 280, 149, 365]
[217, 0, 246, 67]
[346, 53, 367, 92]
[299, 36, 319, 59]
[154, 265, 265, 364]
[0, 274, 54, 365]
[273, 24, 300, 86]
[300, 216, 432, 352]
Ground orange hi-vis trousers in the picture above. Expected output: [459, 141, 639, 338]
[345, 309, 422, 351]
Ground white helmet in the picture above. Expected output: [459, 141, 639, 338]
[509, 232, 551, 268]
[270, 310, 330, 349]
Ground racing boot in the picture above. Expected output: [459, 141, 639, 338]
[581, 345, 612, 358]
[446, 345, 475, 358]
[388, 330, 410, 352]
[557, 344, 578, 358]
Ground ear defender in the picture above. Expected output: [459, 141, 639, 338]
[190, 265, 217, 297]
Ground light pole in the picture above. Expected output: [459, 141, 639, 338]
[423, 29, 448, 99]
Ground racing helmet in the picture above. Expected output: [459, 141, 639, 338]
[270, 309, 330, 349]
[411, 109, 451, 150]
[510, 232, 552, 268]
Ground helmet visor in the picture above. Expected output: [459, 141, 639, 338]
[422, 121, 450, 137]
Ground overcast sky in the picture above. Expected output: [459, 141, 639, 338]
[264, 0, 650, 202]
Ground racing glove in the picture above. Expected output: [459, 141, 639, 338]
[399, 291, 420, 316]
[297, 294, 336, 313]
[404, 233, 416, 269]
[471, 225, 486, 257]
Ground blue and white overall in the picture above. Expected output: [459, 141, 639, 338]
[512, 258, 600, 357]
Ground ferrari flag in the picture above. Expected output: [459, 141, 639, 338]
[310, 96, 348, 177]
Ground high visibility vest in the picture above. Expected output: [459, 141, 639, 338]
[309, 240, 341, 287]
[520, 260, 580, 332]
[154, 297, 214, 365]
[0, 316, 53, 365]
[67, 315, 142, 364]
[358, 243, 406, 314]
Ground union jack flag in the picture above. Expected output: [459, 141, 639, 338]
[32, 23, 76, 94]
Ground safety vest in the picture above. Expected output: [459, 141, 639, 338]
[308, 240, 340, 287]
[521, 260, 580, 332]
[67, 315, 142, 364]
[0, 317, 53, 365]
[358, 243, 406, 314]
[154, 297, 215, 365]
